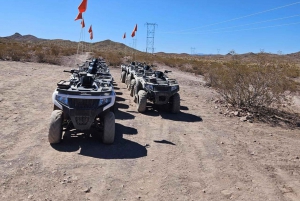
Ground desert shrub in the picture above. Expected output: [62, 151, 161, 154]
[50, 46, 60, 56]
[207, 60, 296, 110]
[0, 48, 5, 60]
[280, 63, 300, 78]
[44, 56, 61, 65]
[11, 49, 25, 61]
[94, 51, 123, 66]
[36, 52, 46, 63]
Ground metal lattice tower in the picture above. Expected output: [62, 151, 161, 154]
[145, 23, 157, 54]
[191, 47, 196, 55]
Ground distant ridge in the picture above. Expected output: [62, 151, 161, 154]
[4, 32, 46, 42]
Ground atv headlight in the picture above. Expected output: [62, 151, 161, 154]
[98, 98, 111, 107]
[171, 86, 178, 91]
[56, 95, 69, 106]
[145, 84, 154, 91]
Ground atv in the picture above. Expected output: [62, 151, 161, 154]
[49, 69, 116, 144]
[86, 59, 114, 84]
[132, 70, 180, 113]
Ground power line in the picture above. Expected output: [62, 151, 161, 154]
[175, 14, 300, 34]
[176, 21, 300, 35]
[160, 1, 300, 34]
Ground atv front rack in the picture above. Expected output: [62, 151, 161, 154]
[57, 80, 71, 89]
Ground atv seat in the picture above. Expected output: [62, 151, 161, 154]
[81, 76, 94, 87]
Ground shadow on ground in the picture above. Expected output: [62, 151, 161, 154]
[154, 140, 176, 145]
[50, 123, 146, 159]
[127, 104, 202, 122]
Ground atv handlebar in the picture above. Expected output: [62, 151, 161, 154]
[63, 69, 79, 74]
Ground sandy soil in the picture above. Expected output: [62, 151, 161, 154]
[0, 57, 300, 201]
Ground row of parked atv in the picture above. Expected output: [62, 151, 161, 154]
[120, 61, 180, 113]
[49, 58, 116, 145]
[48, 59, 181, 145]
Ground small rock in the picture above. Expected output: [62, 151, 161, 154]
[203, 190, 206, 193]
[214, 106, 218, 109]
[269, 134, 273, 136]
[296, 156, 299, 159]
[28, 194, 33, 199]
[221, 142, 224, 144]
[83, 187, 92, 193]
[240, 116, 247, 122]
[234, 111, 239, 116]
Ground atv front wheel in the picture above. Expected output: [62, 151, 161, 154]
[137, 90, 147, 113]
[48, 110, 63, 144]
[170, 93, 180, 114]
[102, 112, 115, 144]
[130, 79, 136, 97]
[121, 71, 126, 83]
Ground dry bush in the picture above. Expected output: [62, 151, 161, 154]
[36, 52, 46, 63]
[94, 51, 123, 66]
[207, 60, 297, 111]
[61, 48, 77, 56]
[50, 46, 60, 56]
[11, 51, 24, 61]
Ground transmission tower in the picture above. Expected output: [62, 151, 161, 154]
[191, 47, 196, 55]
[145, 23, 157, 54]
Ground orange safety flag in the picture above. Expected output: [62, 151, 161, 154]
[78, 0, 88, 13]
[88, 25, 92, 33]
[131, 24, 137, 37]
[134, 24, 138, 32]
[74, 12, 82, 21]
[131, 30, 135, 37]
[90, 32, 93, 40]
[81, 19, 85, 28]
[123, 32, 126, 39]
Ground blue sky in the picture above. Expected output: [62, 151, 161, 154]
[0, 0, 299, 54]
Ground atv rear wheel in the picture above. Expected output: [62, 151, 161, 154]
[48, 110, 63, 144]
[121, 71, 126, 83]
[170, 93, 180, 114]
[102, 111, 115, 144]
[130, 79, 136, 97]
[137, 90, 147, 113]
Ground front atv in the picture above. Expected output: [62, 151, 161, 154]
[49, 69, 116, 144]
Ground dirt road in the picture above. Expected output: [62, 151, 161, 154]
[0, 60, 300, 201]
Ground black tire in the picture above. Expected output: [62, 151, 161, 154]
[48, 110, 63, 144]
[53, 104, 60, 111]
[126, 74, 131, 90]
[102, 112, 115, 144]
[130, 79, 136, 97]
[135, 81, 142, 96]
[110, 104, 116, 113]
[170, 93, 180, 114]
[121, 71, 126, 83]
[137, 90, 147, 113]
